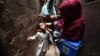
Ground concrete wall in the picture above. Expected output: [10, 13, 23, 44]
[80, 0, 100, 56]
[0, 0, 40, 56]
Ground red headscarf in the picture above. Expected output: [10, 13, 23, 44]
[59, 0, 85, 41]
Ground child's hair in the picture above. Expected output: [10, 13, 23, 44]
[39, 17, 47, 23]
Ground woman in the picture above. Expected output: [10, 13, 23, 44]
[40, 0, 57, 22]
[59, 0, 85, 41]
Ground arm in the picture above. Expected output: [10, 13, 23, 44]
[45, 22, 52, 25]
[27, 32, 39, 41]
[27, 35, 37, 41]
[53, 6, 57, 18]
[48, 32, 54, 44]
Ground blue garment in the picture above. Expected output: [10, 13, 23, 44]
[53, 21, 62, 38]
[40, 0, 57, 18]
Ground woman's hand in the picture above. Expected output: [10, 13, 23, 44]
[49, 15, 55, 20]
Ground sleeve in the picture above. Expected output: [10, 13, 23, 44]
[53, 6, 57, 18]
[40, 4, 49, 17]
[48, 32, 53, 43]
[27, 35, 37, 40]
[28, 32, 40, 40]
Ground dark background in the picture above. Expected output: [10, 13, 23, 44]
[81, 0, 100, 56]
[0, 0, 100, 56]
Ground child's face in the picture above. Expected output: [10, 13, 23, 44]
[39, 23, 46, 30]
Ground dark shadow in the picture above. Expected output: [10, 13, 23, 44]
[0, 1, 5, 56]
[85, 0, 96, 2]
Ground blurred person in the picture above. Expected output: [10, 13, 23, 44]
[59, 0, 85, 41]
[39, 0, 57, 22]
[27, 23, 53, 56]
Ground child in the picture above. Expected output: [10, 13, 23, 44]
[27, 23, 53, 56]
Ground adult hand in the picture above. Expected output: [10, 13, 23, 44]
[50, 15, 55, 20]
